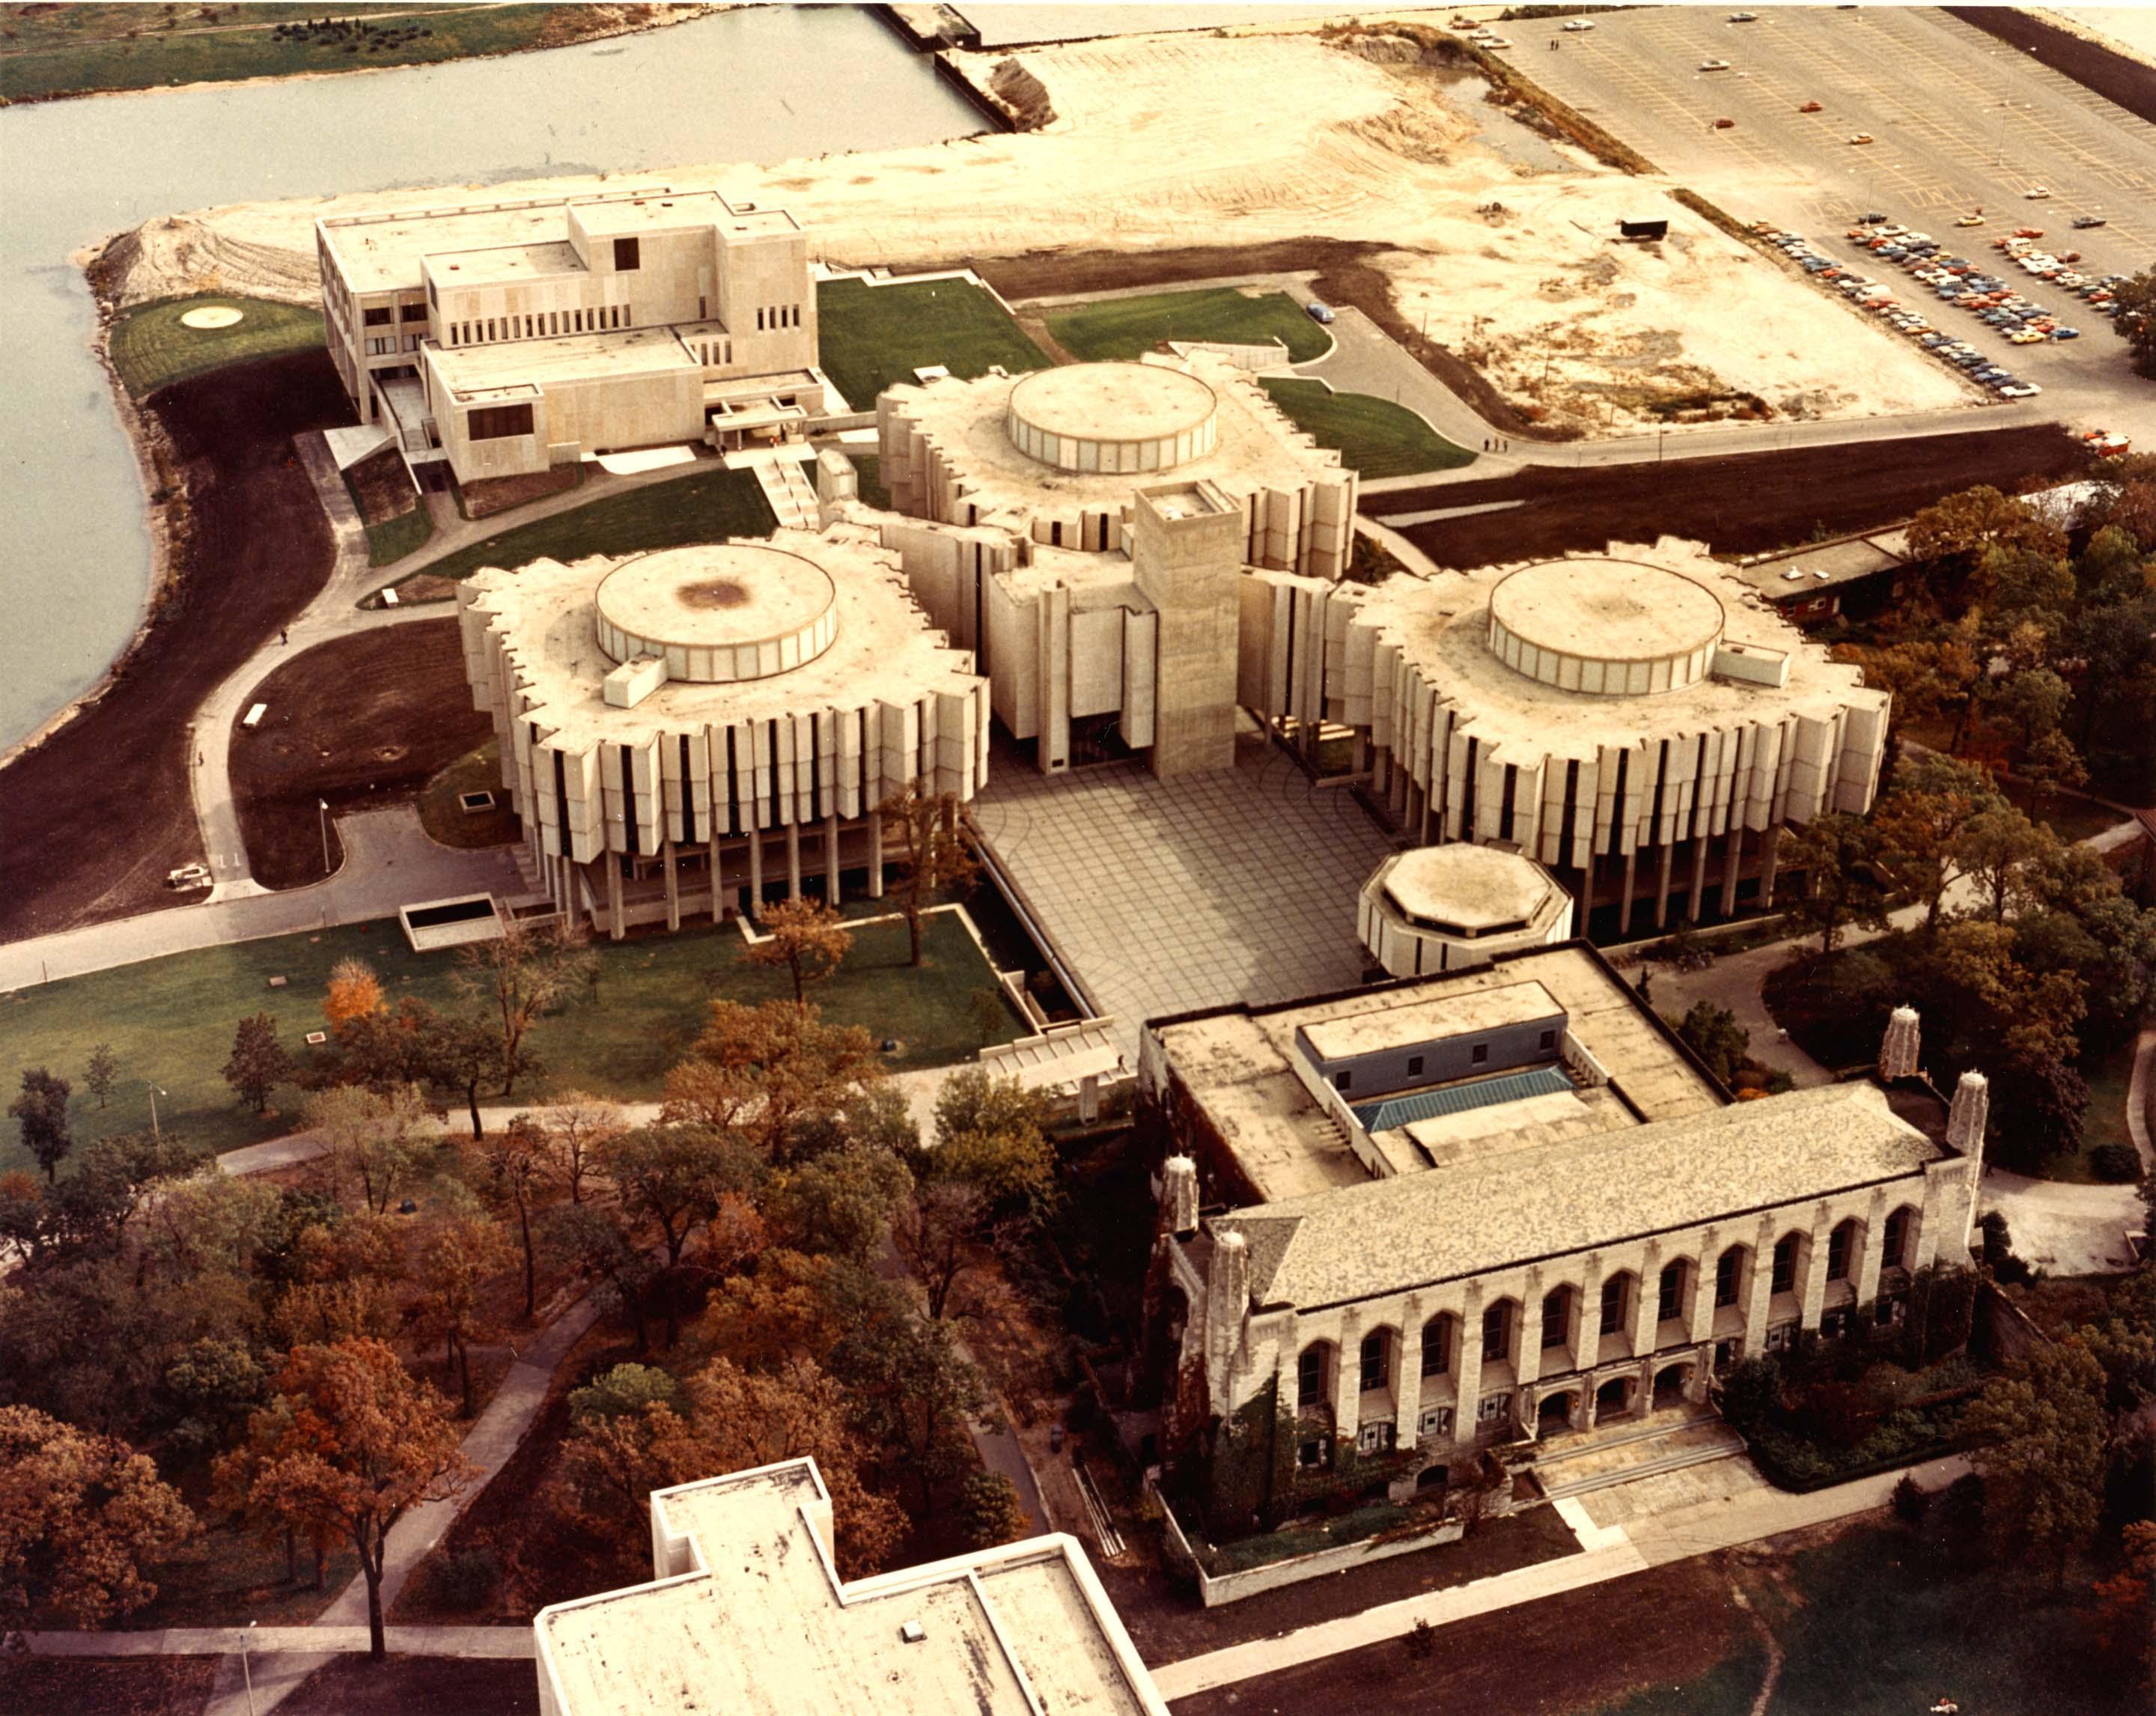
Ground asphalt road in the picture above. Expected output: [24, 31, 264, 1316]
[1508, 5, 2155, 442]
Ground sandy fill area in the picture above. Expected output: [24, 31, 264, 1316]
[112, 24, 1974, 436]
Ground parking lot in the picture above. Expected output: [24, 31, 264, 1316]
[1514, 6, 2155, 436]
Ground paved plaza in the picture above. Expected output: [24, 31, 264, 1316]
[974, 725, 1402, 1061]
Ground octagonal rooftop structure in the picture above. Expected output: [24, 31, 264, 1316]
[876, 352, 1359, 580]
[1359, 846, 1574, 979]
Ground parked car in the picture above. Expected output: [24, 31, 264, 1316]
[1859, 212, 1887, 224]
[1799, 100, 1824, 112]
[1700, 58, 1732, 71]
[1714, 117, 1736, 129]
[1306, 302, 1336, 324]
[1955, 214, 1985, 228]
[2052, 327, 2080, 340]
[2000, 383, 2042, 398]
[1562, 18, 1595, 31]
[1729, 10, 1760, 20]
[2023, 186, 2053, 199]
[1848, 133, 1875, 145]
[2071, 215, 2106, 229]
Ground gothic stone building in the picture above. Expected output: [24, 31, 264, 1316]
[1140, 944, 1985, 1513]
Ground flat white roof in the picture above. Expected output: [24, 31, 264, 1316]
[1299, 981, 1563, 1062]
[534, 1458, 1164, 1716]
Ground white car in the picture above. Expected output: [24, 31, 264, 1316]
[2000, 383, 2042, 397]
[1700, 58, 1732, 71]
[2023, 186, 2053, 199]
[1562, 18, 1595, 30]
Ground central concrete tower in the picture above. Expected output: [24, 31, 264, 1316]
[1131, 481, 1244, 776]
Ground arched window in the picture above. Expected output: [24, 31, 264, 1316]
[1541, 1285, 1574, 1351]
[1714, 1247, 1747, 1308]
[1658, 1259, 1692, 1324]
[1882, 1206, 1915, 1271]
[1420, 1313, 1455, 1378]
[1297, 1342, 1332, 1410]
[1771, 1232, 1803, 1296]
[1599, 1273, 1634, 1337]
[1482, 1298, 1514, 1363]
[1359, 1330, 1392, 1394]
[1827, 1219, 1861, 1283]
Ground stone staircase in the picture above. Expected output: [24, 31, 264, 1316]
[748, 454, 819, 529]
[1529, 1412, 1748, 1502]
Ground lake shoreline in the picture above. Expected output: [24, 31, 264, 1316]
[0, 2, 729, 110]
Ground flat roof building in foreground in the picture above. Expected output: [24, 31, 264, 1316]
[534, 1458, 1167, 1716]
[1141, 946, 1984, 1525]
[318, 186, 821, 490]
[458, 526, 987, 936]
[1240, 540, 1891, 931]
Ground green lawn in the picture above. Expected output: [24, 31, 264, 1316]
[1260, 378, 1477, 479]
[1, 910, 1016, 1173]
[848, 451, 894, 512]
[0, 4, 630, 103]
[106, 295, 326, 398]
[814, 276, 1050, 410]
[389, 465, 776, 597]
[1046, 287, 1333, 365]
[365, 505, 436, 569]
[415, 743, 522, 852]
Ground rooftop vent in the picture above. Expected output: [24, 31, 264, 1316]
[899, 1619, 926, 1644]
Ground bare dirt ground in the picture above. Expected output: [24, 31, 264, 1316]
[228, 620, 493, 891]
[0, 352, 349, 946]
[1383, 422, 2092, 568]
[103, 24, 1973, 440]
[0, 1657, 217, 1716]
[1167, 1551, 1752, 1716]
[284, 1656, 540, 1716]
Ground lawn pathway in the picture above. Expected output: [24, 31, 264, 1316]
[196, 1290, 606, 1716]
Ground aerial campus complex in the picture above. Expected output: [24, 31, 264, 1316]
[9, 5, 2154, 1712]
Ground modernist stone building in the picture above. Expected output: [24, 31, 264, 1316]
[1239, 541, 1892, 928]
[534, 1458, 1166, 1715]
[1357, 845, 1574, 979]
[1141, 946, 1985, 1509]
[858, 354, 1359, 776]
[318, 186, 821, 486]
[457, 526, 987, 936]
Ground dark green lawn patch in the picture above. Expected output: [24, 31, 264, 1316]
[364, 503, 435, 568]
[1, 910, 1011, 1172]
[1592, 1643, 1769, 1715]
[107, 295, 326, 398]
[848, 451, 894, 511]
[415, 743, 522, 851]
[391, 465, 776, 595]
[1046, 287, 1333, 365]
[815, 276, 1050, 410]
[1260, 378, 1476, 478]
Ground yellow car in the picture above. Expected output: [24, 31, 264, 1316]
[1955, 214, 1985, 228]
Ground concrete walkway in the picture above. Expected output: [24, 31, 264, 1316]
[1148, 1452, 1970, 1701]
[2128, 1026, 2155, 1177]
[25, 1625, 531, 1658]
[0, 804, 526, 994]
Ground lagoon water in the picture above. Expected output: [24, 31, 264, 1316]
[0, 6, 979, 752]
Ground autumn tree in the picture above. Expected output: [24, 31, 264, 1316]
[453, 916, 595, 1097]
[0, 1406, 196, 1631]
[1906, 485, 2068, 586]
[893, 1180, 992, 1320]
[877, 779, 980, 967]
[764, 1144, 913, 1264]
[481, 1113, 557, 1320]
[1668, 1000, 1749, 1089]
[957, 1470, 1030, 1551]
[2109, 259, 2156, 378]
[538, 1090, 624, 1205]
[221, 1340, 475, 1658]
[543, 1201, 662, 1354]
[1867, 752, 2003, 928]
[1963, 1337, 2111, 1583]
[928, 1069, 1058, 1221]
[323, 957, 386, 1029]
[306, 1083, 436, 1215]
[223, 1013, 295, 1115]
[668, 999, 885, 1162]
[267, 1209, 407, 1350]
[1781, 813, 1891, 956]
[412, 1208, 514, 1417]
[747, 896, 852, 1008]
[848, 1310, 985, 1515]
[598, 1124, 760, 1273]
[10, 1067, 73, 1183]
[1951, 804, 2058, 925]
[82, 1043, 119, 1112]
[409, 1004, 517, 1141]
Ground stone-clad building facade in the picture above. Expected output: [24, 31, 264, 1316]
[1141, 946, 1985, 1505]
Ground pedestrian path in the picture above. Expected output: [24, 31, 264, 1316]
[25, 1625, 530, 1658]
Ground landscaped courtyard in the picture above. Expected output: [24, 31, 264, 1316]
[815, 274, 1051, 410]
[1, 909, 1019, 1169]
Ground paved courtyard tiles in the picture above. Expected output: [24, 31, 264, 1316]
[974, 731, 1402, 1062]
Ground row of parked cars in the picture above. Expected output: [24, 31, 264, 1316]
[1991, 234, 2128, 321]
[1747, 219, 2045, 397]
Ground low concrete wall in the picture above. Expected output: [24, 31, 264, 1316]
[1166, 337, 1291, 372]
[1153, 1483, 1467, 1607]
